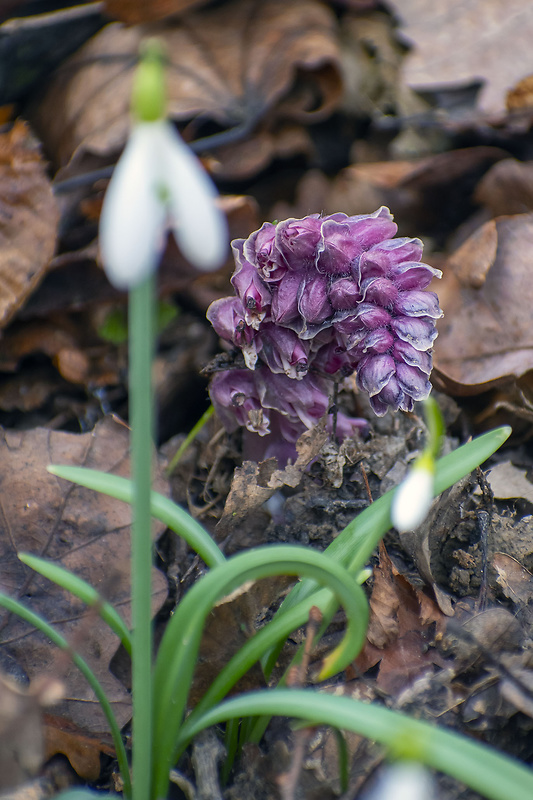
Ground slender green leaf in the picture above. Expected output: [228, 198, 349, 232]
[0, 592, 131, 800]
[18, 553, 132, 656]
[423, 395, 445, 460]
[333, 728, 349, 794]
[47, 466, 225, 568]
[262, 426, 511, 676]
[166, 404, 214, 475]
[183, 689, 533, 800]
[151, 545, 369, 799]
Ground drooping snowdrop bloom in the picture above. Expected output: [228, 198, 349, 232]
[364, 762, 435, 800]
[391, 452, 435, 532]
[99, 41, 227, 289]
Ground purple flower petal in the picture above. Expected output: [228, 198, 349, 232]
[356, 353, 396, 396]
[361, 276, 399, 306]
[318, 211, 397, 275]
[358, 327, 395, 355]
[329, 277, 362, 310]
[243, 222, 285, 281]
[271, 272, 302, 325]
[396, 362, 432, 401]
[353, 302, 392, 329]
[360, 237, 423, 280]
[391, 316, 438, 351]
[258, 324, 310, 379]
[231, 242, 272, 329]
[391, 261, 442, 290]
[206, 296, 249, 344]
[393, 339, 432, 374]
[275, 215, 323, 268]
[298, 274, 331, 325]
[394, 290, 442, 319]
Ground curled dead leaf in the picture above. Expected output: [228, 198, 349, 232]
[104, 0, 209, 24]
[395, 0, 533, 114]
[493, 552, 533, 607]
[0, 121, 58, 328]
[33, 0, 342, 179]
[354, 544, 445, 695]
[434, 213, 533, 393]
[44, 714, 115, 782]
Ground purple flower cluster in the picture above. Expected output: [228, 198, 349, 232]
[207, 207, 442, 453]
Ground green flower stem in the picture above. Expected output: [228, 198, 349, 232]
[129, 276, 155, 800]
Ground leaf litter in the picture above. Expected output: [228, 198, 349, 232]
[0, 417, 168, 735]
[3, 0, 533, 796]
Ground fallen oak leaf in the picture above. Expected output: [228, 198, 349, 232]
[0, 120, 58, 328]
[434, 213, 533, 393]
[32, 0, 342, 179]
[395, 0, 533, 115]
[103, 0, 209, 25]
[353, 543, 446, 695]
[43, 713, 115, 782]
[0, 416, 168, 733]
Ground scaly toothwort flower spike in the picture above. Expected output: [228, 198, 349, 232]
[207, 209, 442, 458]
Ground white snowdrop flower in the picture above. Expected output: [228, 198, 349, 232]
[366, 762, 435, 800]
[99, 118, 227, 289]
[391, 454, 434, 532]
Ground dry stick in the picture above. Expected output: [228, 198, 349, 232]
[277, 606, 323, 800]
[331, 381, 339, 443]
[360, 462, 373, 505]
[475, 466, 494, 612]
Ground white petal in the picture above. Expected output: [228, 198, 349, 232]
[156, 121, 228, 271]
[391, 464, 434, 532]
[368, 763, 435, 800]
[99, 124, 166, 289]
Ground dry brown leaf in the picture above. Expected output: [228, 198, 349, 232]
[0, 121, 58, 328]
[486, 461, 533, 503]
[475, 158, 533, 218]
[507, 74, 533, 111]
[33, 0, 342, 179]
[434, 214, 533, 392]
[43, 714, 115, 782]
[271, 147, 505, 235]
[395, 0, 533, 114]
[354, 544, 445, 695]
[104, 0, 208, 24]
[0, 416, 168, 733]
[493, 552, 533, 606]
